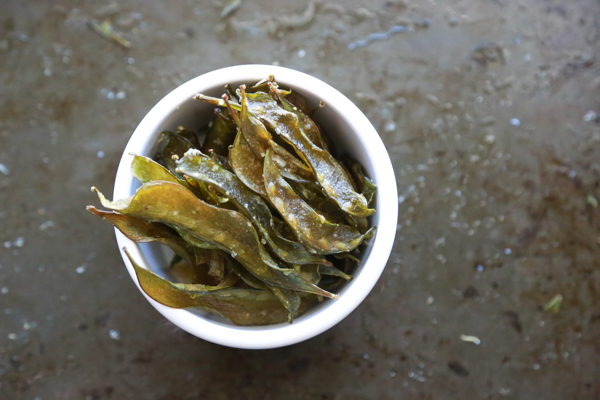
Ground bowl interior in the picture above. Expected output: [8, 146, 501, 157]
[130, 77, 377, 328]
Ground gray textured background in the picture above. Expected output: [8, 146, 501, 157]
[1, 0, 600, 399]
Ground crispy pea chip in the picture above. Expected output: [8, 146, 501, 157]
[197, 89, 375, 217]
[176, 154, 330, 266]
[125, 248, 308, 325]
[343, 157, 377, 205]
[87, 206, 194, 265]
[131, 154, 190, 187]
[262, 108, 375, 218]
[92, 181, 337, 299]
[263, 149, 374, 254]
[175, 126, 201, 149]
[319, 264, 352, 280]
[270, 84, 326, 149]
[153, 131, 197, 174]
[229, 130, 268, 197]
[239, 86, 273, 159]
[202, 109, 237, 157]
[223, 255, 301, 321]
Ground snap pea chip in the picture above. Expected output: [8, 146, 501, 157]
[199, 89, 375, 217]
[176, 154, 330, 266]
[208, 149, 233, 172]
[154, 131, 196, 174]
[223, 255, 301, 321]
[287, 180, 348, 225]
[229, 129, 268, 197]
[270, 84, 326, 149]
[131, 154, 191, 188]
[125, 248, 307, 326]
[333, 252, 361, 264]
[319, 265, 352, 281]
[270, 142, 314, 183]
[343, 157, 377, 205]
[87, 206, 194, 265]
[92, 181, 337, 299]
[132, 153, 216, 204]
[239, 85, 273, 159]
[175, 126, 201, 149]
[261, 106, 375, 218]
[295, 264, 321, 285]
[202, 109, 237, 157]
[263, 149, 375, 254]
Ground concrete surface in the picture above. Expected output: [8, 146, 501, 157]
[1, 0, 600, 399]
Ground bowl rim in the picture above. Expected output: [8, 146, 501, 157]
[112, 64, 397, 349]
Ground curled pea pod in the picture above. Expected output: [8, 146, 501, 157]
[175, 126, 201, 149]
[87, 206, 194, 265]
[153, 131, 197, 174]
[202, 109, 237, 157]
[343, 156, 377, 205]
[261, 108, 375, 218]
[223, 255, 301, 321]
[92, 181, 338, 299]
[269, 83, 326, 149]
[131, 153, 216, 205]
[125, 248, 310, 325]
[195, 90, 374, 217]
[263, 149, 375, 255]
[229, 130, 268, 197]
[176, 154, 330, 266]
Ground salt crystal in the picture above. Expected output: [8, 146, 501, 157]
[510, 118, 521, 126]
[109, 330, 120, 340]
[13, 237, 24, 248]
[0, 163, 9, 175]
[1, 287, 8, 294]
[297, 49, 306, 58]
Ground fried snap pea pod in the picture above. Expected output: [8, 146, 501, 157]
[263, 149, 374, 254]
[176, 154, 330, 266]
[344, 157, 377, 205]
[257, 99, 375, 218]
[132, 153, 217, 205]
[270, 83, 326, 149]
[229, 130, 268, 197]
[125, 248, 307, 325]
[92, 181, 337, 299]
[202, 109, 237, 157]
[87, 206, 194, 265]
[153, 131, 197, 174]
[131, 154, 191, 188]
[223, 255, 301, 321]
[175, 126, 201, 149]
[239, 86, 273, 159]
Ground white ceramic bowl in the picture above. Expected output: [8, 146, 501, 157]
[113, 65, 397, 349]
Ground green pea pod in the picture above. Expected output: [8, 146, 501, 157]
[229, 130, 268, 197]
[87, 206, 194, 265]
[263, 149, 374, 254]
[92, 181, 337, 299]
[125, 248, 307, 326]
[176, 154, 330, 266]
[202, 109, 237, 157]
